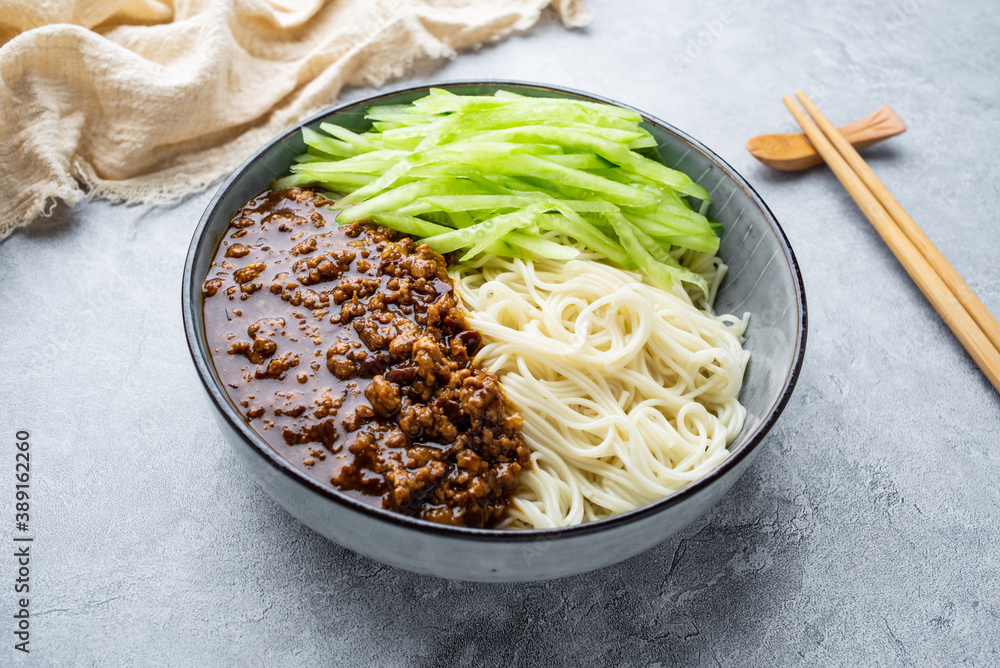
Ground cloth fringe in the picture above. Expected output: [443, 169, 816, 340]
[0, 0, 591, 242]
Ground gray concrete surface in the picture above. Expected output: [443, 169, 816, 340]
[2, 0, 999, 665]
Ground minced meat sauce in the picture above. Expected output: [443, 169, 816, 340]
[202, 187, 529, 528]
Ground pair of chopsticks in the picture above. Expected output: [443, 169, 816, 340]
[783, 91, 1000, 395]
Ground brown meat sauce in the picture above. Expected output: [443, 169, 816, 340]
[202, 188, 529, 527]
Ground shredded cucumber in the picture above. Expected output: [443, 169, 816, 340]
[278, 89, 722, 293]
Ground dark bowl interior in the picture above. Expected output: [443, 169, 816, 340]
[182, 81, 807, 581]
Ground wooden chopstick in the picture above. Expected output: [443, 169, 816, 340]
[795, 91, 1000, 354]
[781, 93, 1000, 394]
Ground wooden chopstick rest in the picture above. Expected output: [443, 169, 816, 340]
[747, 106, 906, 172]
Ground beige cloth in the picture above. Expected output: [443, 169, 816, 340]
[0, 0, 590, 241]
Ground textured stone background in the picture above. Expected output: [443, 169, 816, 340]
[3, 0, 999, 665]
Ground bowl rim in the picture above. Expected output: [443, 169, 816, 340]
[182, 79, 808, 542]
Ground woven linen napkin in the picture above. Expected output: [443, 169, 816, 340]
[0, 0, 591, 241]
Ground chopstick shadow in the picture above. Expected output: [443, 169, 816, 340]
[751, 143, 904, 187]
[854, 144, 902, 164]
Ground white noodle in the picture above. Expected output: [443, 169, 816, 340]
[452, 253, 749, 529]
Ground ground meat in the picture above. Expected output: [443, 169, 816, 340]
[225, 243, 252, 259]
[202, 187, 529, 528]
[365, 375, 400, 416]
[203, 278, 224, 297]
[233, 262, 266, 284]
[255, 352, 299, 380]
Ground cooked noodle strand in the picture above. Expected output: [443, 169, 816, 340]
[453, 254, 749, 529]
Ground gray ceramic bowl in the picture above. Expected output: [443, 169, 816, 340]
[182, 81, 807, 582]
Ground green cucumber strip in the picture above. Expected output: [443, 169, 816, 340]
[336, 145, 520, 208]
[542, 153, 613, 170]
[461, 125, 707, 202]
[425, 208, 542, 255]
[334, 156, 418, 208]
[545, 206, 631, 268]
[462, 123, 648, 145]
[453, 239, 530, 260]
[393, 201, 435, 217]
[302, 126, 358, 158]
[493, 90, 528, 100]
[504, 231, 580, 260]
[447, 153, 657, 207]
[656, 185, 693, 209]
[419, 194, 545, 213]
[625, 211, 719, 250]
[439, 106, 640, 135]
[291, 150, 408, 176]
[628, 214, 719, 254]
[310, 173, 377, 192]
[448, 210, 477, 229]
[364, 109, 435, 125]
[338, 179, 459, 223]
[606, 210, 708, 295]
[318, 122, 378, 151]
[408, 150, 629, 202]
[420, 211, 453, 228]
[440, 140, 564, 157]
[627, 218, 678, 265]
[271, 173, 316, 190]
[414, 89, 641, 121]
[628, 133, 658, 149]
[644, 202, 716, 235]
[371, 121, 406, 132]
[370, 213, 453, 238]
[476, 239, 533, 259]
[288, 90, 724, 286]
[460, 220, 540, 261]
[293, 153, 329, 164]
[373, 126, 428, 147]
[666, 233, 722, 253]
[366, 103, 435, 115]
